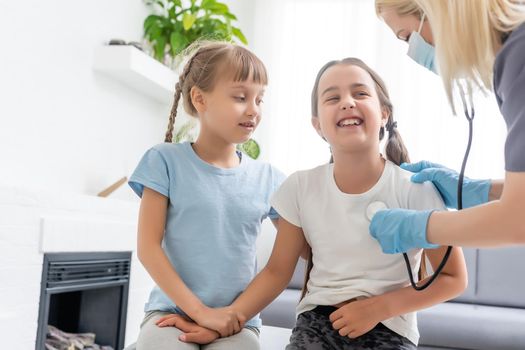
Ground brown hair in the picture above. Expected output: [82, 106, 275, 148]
[301, 58, 426, 298]
[311, 57, 410, 166]
[164, 41, 268, 142]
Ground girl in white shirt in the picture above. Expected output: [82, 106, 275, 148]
[158, 57, 468, 349]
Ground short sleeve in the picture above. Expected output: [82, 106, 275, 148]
[267, 167, 287, 220]
[269, 172, 301, 226]
[128, 148, 170, 198]
[494, 24, 525, 171]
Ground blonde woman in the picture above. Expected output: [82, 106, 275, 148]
[371, 0, 525, 252]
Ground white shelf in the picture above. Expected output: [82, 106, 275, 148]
[93, 45, 176, 104]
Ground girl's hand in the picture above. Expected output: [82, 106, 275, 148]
[194, 306, 244, 337]
[329, 297, 386, 338]
[156, 314, 220, 344]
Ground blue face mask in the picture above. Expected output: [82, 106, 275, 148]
[407, 14, 437, 74]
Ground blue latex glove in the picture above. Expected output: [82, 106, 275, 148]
[369, 209, 439, 254]
[401, 161, 491, 209]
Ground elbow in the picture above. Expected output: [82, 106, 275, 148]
[264, 264, 294, 291]
[137, 242, 155, 266]
[458, 275, 469, 295]
[508, 219, 525, 245]
[447, 278, 468, 300]
[516, 221, 525, 244]
[137, 247, 147, 266]
[446, 271, 468, 299]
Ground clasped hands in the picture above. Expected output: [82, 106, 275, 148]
[155, 306, 246, 344]
[156, 296, 387, 344]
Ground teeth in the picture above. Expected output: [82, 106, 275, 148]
[339, 118, 362, 126]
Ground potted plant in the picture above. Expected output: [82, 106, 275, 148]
[143, 0, 259, 159]
[143, 0, 248, 65]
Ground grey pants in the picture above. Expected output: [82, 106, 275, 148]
[286, 307, 416, 350]
[132, 311, 260, 350]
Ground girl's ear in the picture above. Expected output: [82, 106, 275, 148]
[311, 117, 324, 138]
[381, 106, 390, 127]
[190, 86, 206, 114]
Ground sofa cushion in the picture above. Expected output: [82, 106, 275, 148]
[418, 302, 525, 350]
[261, 289, 301, 328]
[289, 258, 306, 290]
[451, 248, 477, 303]
[475, 247, 525, 308]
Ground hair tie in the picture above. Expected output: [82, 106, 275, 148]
[387, 121, 398, 132]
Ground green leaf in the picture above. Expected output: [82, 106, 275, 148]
[170, 32, 190, 56]
[144, 14, 162, 32]
[153, 36, 167, 61]
[207, 2, 229, 14]
[232, 27, 248, 44]
[201, 0, 216, 10]
[238, 139, 260, 159]
[143, 0, 248, 63]
[224, 12, 237, 20]
[182, 12, 197, 30]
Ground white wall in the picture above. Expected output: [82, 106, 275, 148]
[0, 0, 255, 201]
[250, 0, 507, 182]
[0, 1, 256, 348]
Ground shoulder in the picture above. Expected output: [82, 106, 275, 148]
[387, 160, 413, 188]
[388, 161, 445, 210]
[145, 142, 191, 166]
[495, 22, 525, 87]
[243, 157, 282, 176]
[279, 164, 329, 192]
[149, 142, 185, 155]
[295, 163, 329, 183]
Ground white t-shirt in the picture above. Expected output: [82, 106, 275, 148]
[270, 160, 445, 345]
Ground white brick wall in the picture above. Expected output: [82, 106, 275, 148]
[0, 185, 154, 349]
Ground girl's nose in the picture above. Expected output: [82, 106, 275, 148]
[340, 98, 356, 110]
[247, 102, 259, 118]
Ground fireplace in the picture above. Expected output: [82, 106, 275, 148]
[36, 252, 131, 350]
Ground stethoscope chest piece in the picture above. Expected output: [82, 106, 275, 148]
[366, 201, 388, 221]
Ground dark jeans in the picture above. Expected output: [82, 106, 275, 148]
[286, 306, 417, 350]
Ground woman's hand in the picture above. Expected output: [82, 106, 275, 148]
[370, 208, 438, 253]
[193, 306, 245, 337]
[401, 161, 491, 209]
[156, 314, 220, 344]
[329, 297, 387, 338]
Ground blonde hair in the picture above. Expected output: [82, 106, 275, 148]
[375, 0, 423, 18]
[412, 0, 525, 112]
[164, 41, 268, 142]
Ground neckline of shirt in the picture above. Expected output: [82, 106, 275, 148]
[182, 141, 247, 175]
[328, 159, 392, 199]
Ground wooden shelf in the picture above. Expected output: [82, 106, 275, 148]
[93, 45, 176, 104]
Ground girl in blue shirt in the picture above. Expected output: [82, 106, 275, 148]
[128, 41, 285, 350]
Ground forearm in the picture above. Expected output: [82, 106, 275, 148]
[138, 245, 205, 319]
[378, 273, 465, 319]
[489, 179, 504, 201]
[427, 199, 525, 247]
[232, 266, 291, 321]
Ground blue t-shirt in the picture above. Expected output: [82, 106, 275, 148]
[494, 21, 525, 172]
[129, 142, 286, 328]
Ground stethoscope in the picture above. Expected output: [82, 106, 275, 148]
[368, 84, 475, 291]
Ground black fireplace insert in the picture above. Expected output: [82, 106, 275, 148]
[36, 251, 131, 350]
